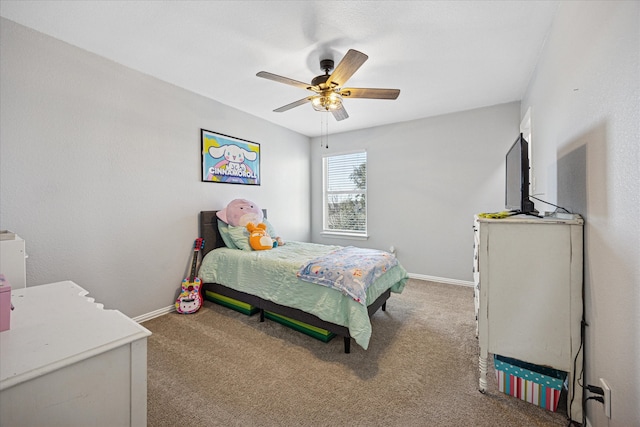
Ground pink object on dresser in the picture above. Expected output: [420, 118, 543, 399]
[0, 274, 11, 332]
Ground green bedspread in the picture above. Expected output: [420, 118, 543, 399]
[198, 241, 408, 350]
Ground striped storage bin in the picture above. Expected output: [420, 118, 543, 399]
[494, 355, 567, 412]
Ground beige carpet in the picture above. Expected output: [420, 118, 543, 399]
[143, 279, 572, 426]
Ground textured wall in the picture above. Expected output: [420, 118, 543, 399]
[0, 18, 310, 317]
[522, 1, 640, 425]
[310, 102, 521, 282]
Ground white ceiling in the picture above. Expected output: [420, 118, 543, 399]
[0, 0, 559, 137]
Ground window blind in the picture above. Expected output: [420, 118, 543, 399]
[323, 151, 367, 234]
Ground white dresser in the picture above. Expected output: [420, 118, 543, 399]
[0, 281, 151, 427]
[474, 215, 584, 421]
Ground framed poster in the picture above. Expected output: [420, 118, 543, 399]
[201, 129, 261, 185]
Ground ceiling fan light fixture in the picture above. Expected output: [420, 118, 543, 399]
[311, 92, 343, 112]
[257, 49, 399, 121]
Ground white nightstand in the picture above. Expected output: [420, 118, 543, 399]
[0, 281, 151, 426]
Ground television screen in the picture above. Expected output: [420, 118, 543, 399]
[505, 134, 535, 214]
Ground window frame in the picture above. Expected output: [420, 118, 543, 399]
[321, 150, 368, 239]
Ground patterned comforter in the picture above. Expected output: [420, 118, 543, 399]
[297, 246, 399, 305]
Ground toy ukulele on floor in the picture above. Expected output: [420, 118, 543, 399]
[175, 238, 205, 314]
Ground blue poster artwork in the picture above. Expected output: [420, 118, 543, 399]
[201, 129, 260, 185]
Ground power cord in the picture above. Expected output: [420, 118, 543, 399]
[586, 384, 604, 395]
[570, 327, 584, 421]
[530, 195, 572, 214]
[583, 381, 606, 421]
[585, 395, 604, 404]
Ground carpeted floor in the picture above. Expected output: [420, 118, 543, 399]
[143, 279, 572, 426]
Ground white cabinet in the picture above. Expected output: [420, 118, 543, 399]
[0, 235, 27, 289]
[474, 215, 584, 421]
[0, 281, 151, 426]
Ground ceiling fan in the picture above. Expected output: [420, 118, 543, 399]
[256, 49, 400, 121]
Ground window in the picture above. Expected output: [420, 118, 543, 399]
[322, 151, 367, 236]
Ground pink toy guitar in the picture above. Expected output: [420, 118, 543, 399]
[175, 238, 205, 314]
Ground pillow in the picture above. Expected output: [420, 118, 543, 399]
[217, 219, 239, 249]
[228, 225, 253, 251]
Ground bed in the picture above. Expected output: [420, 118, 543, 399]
[197, 210, 408, 353]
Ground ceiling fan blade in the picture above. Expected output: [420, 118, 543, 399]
[331, 106, 349, 121]
[340, 87, 400, 100]
[257, 71, 311, 91]
[273, 97, 313, 112]
[327, 49, 368, 88]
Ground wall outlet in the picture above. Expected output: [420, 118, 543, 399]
[600, 378, 611, 418]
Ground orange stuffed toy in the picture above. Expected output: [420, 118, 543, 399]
[246, 222, 276, 251]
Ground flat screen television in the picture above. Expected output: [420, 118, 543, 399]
[505, 133, 536, 214]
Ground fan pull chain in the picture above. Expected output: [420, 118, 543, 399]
[320, 112, 329, 149]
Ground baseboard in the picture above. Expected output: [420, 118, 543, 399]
[408, 273, 474, 287]
[133, 304, 175, 323]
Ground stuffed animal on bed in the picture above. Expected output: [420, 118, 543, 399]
[246, 222, 277, 250]
[217, 198, 263, 227]
[217, 199, 285, 246]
